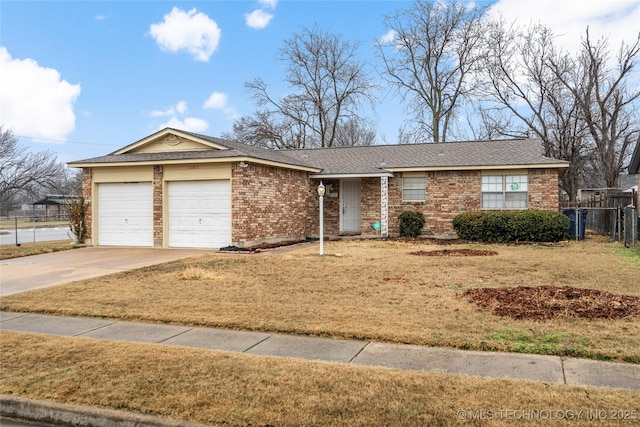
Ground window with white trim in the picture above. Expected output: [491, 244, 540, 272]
[481, 174, 528, 209]
[402, 176, 426, 202]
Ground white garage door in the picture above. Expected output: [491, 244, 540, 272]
[98, 183, 153, 247]
[168, 180, 231, 248]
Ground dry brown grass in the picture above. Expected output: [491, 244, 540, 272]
[2, 238, 639, 362]
[2, 331, 638, 427]
[0, 240, 80, 260]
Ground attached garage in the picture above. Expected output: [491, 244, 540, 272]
[167, 180, 231, 248]
[97, 182, 153, 247]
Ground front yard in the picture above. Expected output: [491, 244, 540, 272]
[2, 238, 639, 426]
[2, 238, 639, 362]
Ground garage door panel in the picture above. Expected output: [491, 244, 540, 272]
[168, 180, 231, 248]
[98, 183, 153, 247]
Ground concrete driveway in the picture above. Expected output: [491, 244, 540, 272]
[0, 247, 211, 296]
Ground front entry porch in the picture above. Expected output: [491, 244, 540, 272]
[313, 175, 391, 238]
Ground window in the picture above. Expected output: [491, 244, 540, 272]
[481, 174, 528, 209]
[403, 176, 426, 202]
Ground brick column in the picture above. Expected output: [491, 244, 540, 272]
[81, 168, 92, 244]
[153, 166, 163, 247]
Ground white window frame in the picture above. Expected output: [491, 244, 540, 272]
[402, 176, 426, 202]
[481, 174, 528, 209]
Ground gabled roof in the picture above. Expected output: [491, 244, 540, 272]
[69, 128, 320, 172]
[68, 128, 569, 175]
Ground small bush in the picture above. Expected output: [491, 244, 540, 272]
[66, 197, 87, 243]
[399, 210, 425, 237]
[452, 210, 569, 243]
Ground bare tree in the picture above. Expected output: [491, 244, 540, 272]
[229, 26, 377, 149]
[549, 29, 640, 188]
[0, 126, 65, 216]
[333, 118, 376, 147]
[376, 0, 488, 143]
[222, 112, 309, 149]
[479, 22, 589, 203]
[52, 167, 83, 196]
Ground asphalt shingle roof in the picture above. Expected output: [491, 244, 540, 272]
[285, 138, 565, 175]
[69, 129, 568, 175]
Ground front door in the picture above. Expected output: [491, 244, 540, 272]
[340, 179, 361, 233]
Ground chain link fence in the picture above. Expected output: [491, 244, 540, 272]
[563, 207, 638, 246]
[0, 217, 71, 246]
[624, 206, 638, 247]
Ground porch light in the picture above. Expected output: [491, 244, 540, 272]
[317, 181, 325, 256]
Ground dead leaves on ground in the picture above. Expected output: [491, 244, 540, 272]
[465, 285, 640, 320]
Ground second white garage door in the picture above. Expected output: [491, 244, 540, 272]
[168, 180, 231, 248]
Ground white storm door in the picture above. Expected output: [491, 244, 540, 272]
[168, 180, 231, 248]
[98, 183, 153, 247]
[340, 179, 361, 233]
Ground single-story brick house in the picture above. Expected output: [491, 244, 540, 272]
[68, 127, 569, 248]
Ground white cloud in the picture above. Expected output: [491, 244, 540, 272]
[245, 9, 274, 29]
[203, 92, 228, 110]
[149, 7, 221, 62]
[149, 100, 188, 117]
[160, 117, 209, 133]
[150, 108, 174, 117]
[0, 47, 80, 142]
[380, 29, 396, 45]
[202, 91, 239, 122]
[176, 100, 187, 115]
[488, 0, 640, 54]
[259, 0, 278, 9]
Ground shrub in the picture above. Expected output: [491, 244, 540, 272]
[399, 210, 425, 237]
[452, 210, 569, 243]
[66, 197, 87, 243]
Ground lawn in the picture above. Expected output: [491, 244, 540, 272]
[2, 238, 639, 362]
[1, 331, 638, 427]
[0, 240, 81, 260]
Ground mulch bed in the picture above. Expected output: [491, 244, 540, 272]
[410, 248, 498, 256]
[220, 238, 315, 253]
[465, 285, 640, 320]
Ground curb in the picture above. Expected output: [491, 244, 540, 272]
[0, 395, 216, 427]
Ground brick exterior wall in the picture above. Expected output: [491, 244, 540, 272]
[81, 167, 92, 242]
[231, 162, 316, 246]
[361, 177, 381, 234]
[528, 168, 561, 210]
[320, 179, 340, 234]
[378, 168, 560, 237]
[385, 170, 481, 236]
[153, 166, 163, 247]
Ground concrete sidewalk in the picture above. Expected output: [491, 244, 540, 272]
[2, 311, 639, 391]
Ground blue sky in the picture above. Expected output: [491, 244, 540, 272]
[1, 0, 639, 165]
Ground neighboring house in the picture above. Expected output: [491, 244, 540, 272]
[68, 128, 569, 248]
